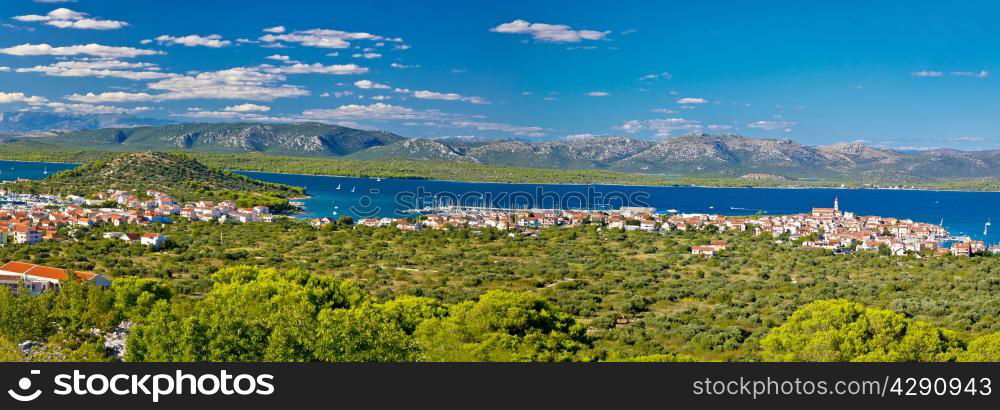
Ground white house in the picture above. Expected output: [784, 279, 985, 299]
[140, 233, 166, 249]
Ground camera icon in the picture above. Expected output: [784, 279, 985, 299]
[8, 370, 42, 402]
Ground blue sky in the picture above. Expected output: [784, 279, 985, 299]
[1, 0, 998, 148]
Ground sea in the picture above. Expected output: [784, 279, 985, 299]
[3, 160, 999, 244]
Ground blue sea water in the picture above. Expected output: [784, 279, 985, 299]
[2, 160, 998, 244]
[236, 170, 1000, 244]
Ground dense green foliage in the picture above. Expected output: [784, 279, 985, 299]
[5, 219, 1000, 361]
[760, 299, 963, 361]
[0, 277, 171, 361]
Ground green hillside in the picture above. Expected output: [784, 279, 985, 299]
[8, 152, 305, 210]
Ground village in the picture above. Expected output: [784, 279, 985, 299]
[0, 189, 275, 246]
[317, 197, 993, 257]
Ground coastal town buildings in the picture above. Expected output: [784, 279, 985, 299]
[0, 261, 111, 295]
[0, 189, 277, 246]
[347, 198, 979, 257]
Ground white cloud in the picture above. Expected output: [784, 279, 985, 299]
[707, 124, 735, 131]
[0, 43, 161, 58]
[491, 19, 610, 43]
[354, 80, 390, 89]
[911, 70, 944, 77]
[266, 54, 291, 61]
[15, 60, 176, 81]
[262, 26, 286, 34]
[746, 120, 796, 130]
[264, 63, 367, 75]
[390, 63, 419, 69]
[152, 34, 231, 48]
[13, 8, 127, 30]
[260, 28, 401, 49]
[951, 70, 990, 78]
[586, 91, 610, 97]
[44, 101, 150, 115]
[352, 52, 382, 59]
[448, 119, 545, 136]
[65, 91, 158, 103]
[224, 103, 270, 112]
[676, 97, 707, 104]
[301, 103, 443, 121]
[616, 118, 702, 136]
[66, 67, 310, 102]
[412, 90, 489, 104]
[639, 72, 672, 81]
[0, 91, 49, 105]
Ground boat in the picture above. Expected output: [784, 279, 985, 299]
[336, 184, 341, 190]
[351, 187, 356, 193]
[986, 219, 992, 236]
[376, 177, 382, 182]
[666, 209, 679, 213]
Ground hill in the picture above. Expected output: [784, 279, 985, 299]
[366, 133, 1000, 182]
[9, 152, 304, 210]
[345, 138, 473, 162]
[38, 122, 404, 156]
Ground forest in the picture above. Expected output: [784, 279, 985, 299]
[4, 218, 1000, 362]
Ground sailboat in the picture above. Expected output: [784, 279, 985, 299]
[376, 177, 382, 182]
[351, 186, 355, 193]
[43, 166, 48, 175]
[985, 219, 992, 236]
[336, 184, 341, 190]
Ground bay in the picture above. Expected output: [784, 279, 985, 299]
[1, 160, 997, 244]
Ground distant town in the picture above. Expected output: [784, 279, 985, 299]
[307, 196, 993, 257]
[0, 189, 274, 246]
[0, 187, 990, 260]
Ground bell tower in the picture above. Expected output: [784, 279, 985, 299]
[834, 196, 839, 212]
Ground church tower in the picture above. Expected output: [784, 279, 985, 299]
[834, 196, 839, 212]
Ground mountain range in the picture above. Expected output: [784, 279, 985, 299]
[0, 111, 173, 135]
[5, 115, 1000, 182]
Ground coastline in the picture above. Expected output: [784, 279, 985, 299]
[233, 168, 1000, 194]
[2, 157, 999, 195]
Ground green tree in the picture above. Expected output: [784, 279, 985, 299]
[960, 333, 1000, 362]
[760, 299, 963, 362]
[414, 290, 590, 362]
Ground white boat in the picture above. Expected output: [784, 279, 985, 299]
[351, 187, 356, 193]
[336, 184, 341, 190]
[666, 209, 679, 213]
